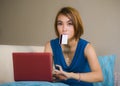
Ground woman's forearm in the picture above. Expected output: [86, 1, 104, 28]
[68, 72, 103, 82]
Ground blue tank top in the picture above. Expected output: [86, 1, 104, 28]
[50, 38, 93, 86]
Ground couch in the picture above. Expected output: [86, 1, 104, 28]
[0, 45, 119, 86]
[0, 45, 45, 83]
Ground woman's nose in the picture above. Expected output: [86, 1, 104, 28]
[63, 25, 67, 32]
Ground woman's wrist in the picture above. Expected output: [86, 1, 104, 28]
[67, 72, 81, 81]
[67, 72, 74, 79]
[78, 73, 81, 81]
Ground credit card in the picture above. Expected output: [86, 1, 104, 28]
[59, 34, 68, 44]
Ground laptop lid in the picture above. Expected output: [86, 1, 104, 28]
[12, 52, 53, 82]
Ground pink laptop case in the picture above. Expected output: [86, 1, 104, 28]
[12, 52, 53, 82]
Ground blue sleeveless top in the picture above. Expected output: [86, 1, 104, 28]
[50, 38, 93, 86]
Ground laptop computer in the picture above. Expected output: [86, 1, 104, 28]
[12, 52, 53, 82]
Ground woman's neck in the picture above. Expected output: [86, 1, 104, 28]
[67, 38, 78, 47]
[61, 38, 79, 52]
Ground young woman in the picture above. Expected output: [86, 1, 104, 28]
[44, 7, 103, 86]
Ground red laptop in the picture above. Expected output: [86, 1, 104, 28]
[12, 52, 53, 82]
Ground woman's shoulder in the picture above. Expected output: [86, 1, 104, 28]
[44, 41, 51, 51]
[45, 41, 50, 47]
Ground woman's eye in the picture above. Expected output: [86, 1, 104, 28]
[68, 22, 73, 25]
[57, 22, 62, 25]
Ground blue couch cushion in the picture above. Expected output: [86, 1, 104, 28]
[0, 81, 69, 86]
[93, 54, 116, 86]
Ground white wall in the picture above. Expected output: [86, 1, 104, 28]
[0, 0, 120, 71]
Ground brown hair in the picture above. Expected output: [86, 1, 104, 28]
[54, 7, 84, 40]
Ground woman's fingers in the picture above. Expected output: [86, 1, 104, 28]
[55, 65, 62, 71]
[53, 65, 68, 80]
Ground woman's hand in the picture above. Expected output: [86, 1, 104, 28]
[53, 65, 70, 81]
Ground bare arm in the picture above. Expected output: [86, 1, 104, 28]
[80, 43, 103, 82]
[68, 44, 103, 82]
[44, 41, 57, 71]
[44, 41, 52, 54]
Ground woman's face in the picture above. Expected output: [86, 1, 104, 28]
[57, 14, 75, 40]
